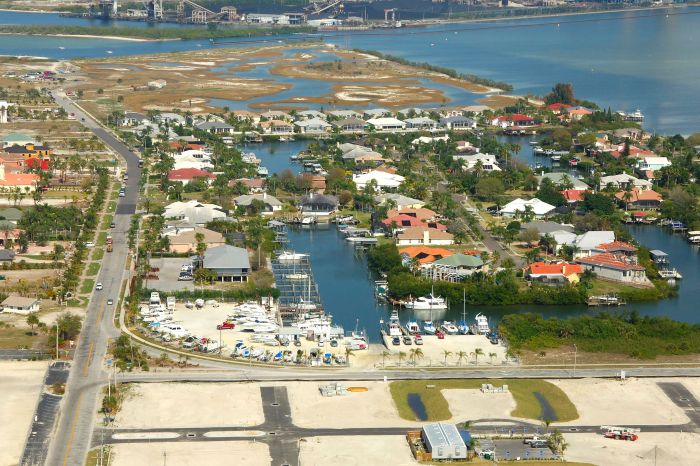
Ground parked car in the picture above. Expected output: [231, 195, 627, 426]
[391, 336, 401, 346]
[110, 222, 116, 228]
[95, 282, 103, 291]
[178, 274, 193, 281]
[119, 190, 125, 197]
[85, 241, 95, 248]
[182, 336, 197, 348]
[216, 322, 235, 330]
[414, 335, 423, 345]
[435, 330, 445, 339]
[402, 335, 412, 345]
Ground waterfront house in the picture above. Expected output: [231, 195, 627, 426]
[613, 128, 645, 141]
[352, 170, 405, 191]
[375, 193, 425, 210]
[599, 173, 652, 191]
[229, 178, 265, 193]
[499, 198, 555, 219]
[399, 246, 454, 266]
[164, 200, 226, 226]
[195, 121, 235, 135]
[328, 110, 363, 119]
[366, 117, 406, 131]
[294, 117, 331, 134]
[387, 207, 438, 222]
[615, 188, 662, 210]
[567, 106, 593, 121]
[453, 153, 501, 172]
[561, 189, 588, 204]
[538, 172, 589, 190]
[168, 227, 226, 254]
[593, 240, 638, 256]
[405, 117, 438, 130]
[546, 103, 571, 114]
[260, 110, 291, 121]
[635, 156, 671, 177]
[576, 253, 649, 285]
[382, 214, 447, 233]
[167, 168, 216, 186]
[461, 105, 491, 114]
[363, 108, 390, 119]
[231, 110, 260, 124]
[425, 254, 484, 281]
[1, 296, 40, 315]
[572, 231, 616, 258]
[297, 110, 327, 120]
[396, 228, 454, 246]
[438, 108, 463, 118]
[233, 193, 283, 215]
[260, 120, 294, 134]
[520, 221, 575, 236]
[202, 245, 250, 282]
[299, 193, 338, 217]
[412, 135, 450, 145]
[440, 115, 476, 130]
[491, 114, 535, 128]
[333, 117, 366, 132]
[525, 262, 582, 285]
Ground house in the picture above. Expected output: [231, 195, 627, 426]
[352, 170, 404, 191]
[260, 120, 294, 134]
[399, 246, 454, 265]
[296, 110, 326, 120]
[635, 156, 671, 173]
[412, 135, 450, 145]
[167, 168, 216, 186]
[233, 193, 283, 215]
[405, 117, 438, 130]
[599, 173, 652, 191]
[333, 117, 366, 132]
[260, 110, 291, 121]
[231, 110, 260, 124]
[491, 114, 535, 127]
[121, 112, 148, 126]
[453, 153, 500, 172]
[154, 112, 187, 125]
[567, 106, 593, 120]
[387, 207, 437, 222]
[195, 121, 235, 135]
[328, 110, 362, 119]
[230, 178, 265, 193]
[425, 254, 484, 281]
[1, 132, 33, 148]
[538, 173, 589, 190]
[0, 207, 23, 224]
[168, 227, 226, 254]
[593, 240, 637, 256]
[163, 200, 226, 225]
[572, 231, 616, 258]
[202, 245, 250, 282]
[3, 143, 53, 158]
[1, 296, 39, 314]
[294, 117, 331, 134]
[382, 214, 447, 232]
[363, 108, 390, 119]
[0, 163, 39, 192]
[375, 193, 425, 210]
[577, 253, 649, 285]
[520, 221, 575, 236]
[397, 227, 454, 246]
[366, 117, 405, 131]
[613, 127, 645, 141]
[546, 103, 571, 114]
[461, 105, 491, 114]
[615, 188, 662, 210]
[561, 189, 588, 203]
[499, 198, 556, 218]
[526, 262, 582, 285]
[299, 193, 338, 217]
[440, 115, 475, 130]
[340, 144, 385, 163]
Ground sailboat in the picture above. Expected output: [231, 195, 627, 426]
[458, 289, 470, 335]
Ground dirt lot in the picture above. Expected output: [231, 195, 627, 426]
[442, 388, 517, 421]
[110, 441, 270, 466]
[299, 436, 417, 466]
[116, 382, 264, 429]
[551, 378, 688, 426]
[0, 361, 48, 466]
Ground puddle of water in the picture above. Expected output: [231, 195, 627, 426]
[533, 392, 558, 422]
[407, 393, 428, 421]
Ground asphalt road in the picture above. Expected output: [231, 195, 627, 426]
[44, 91, 142, 466]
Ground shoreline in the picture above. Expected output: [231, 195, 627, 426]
[0, 31, 171, 42]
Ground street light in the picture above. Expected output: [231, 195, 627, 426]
[573, 344, 578, 378]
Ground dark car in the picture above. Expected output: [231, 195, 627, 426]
[391, 336, 401, 346]
[110, 222, 116, 228]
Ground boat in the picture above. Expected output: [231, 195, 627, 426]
[257, 166, 269, 177]
[285, 273, 309, 280]
[388, 310, 402, 337]
[458, 289, 469, 334]
[529, 140, 539, 146]
[289, 154, 299, 161]
[295, 299, 317, 311]
[241, 152, 261, 165]
[194, 299, 204, 308]
[422, 320, 436, 335]
[474, 313, 490, 335]
[274, 351, 283, 361]
[405, 320, 421, 335]
[277, 251, 308, 262]
[658, 268, 683, 279]
[404, 293, 447, 310]
[626, 109, 645, 121]
[441, 321, 459, 335]
[301, 216, 316, 225]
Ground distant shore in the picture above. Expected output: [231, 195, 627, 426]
[0, 31, 161, 42]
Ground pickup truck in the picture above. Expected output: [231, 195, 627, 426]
[216, 322, 235, 330]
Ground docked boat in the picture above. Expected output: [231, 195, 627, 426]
[405, 320, 421, 335]
[422, 320, 436, 335]
[458, 320, 470, 335]
[388, 310, 402, 337]
[257, 166, 269, 177]
[285, 273, 309, 280]
[658, 268, 683, 279]
[473, 313, 490, 335]
[277, 251, 308, 262]
[404, 293, 447, 311]
[627, 109, 645, 121]
[294, 299, 317, 311]
[301, 216, 316, 225]
[241, 152, 261, 165]
[440, 321, 459, 335]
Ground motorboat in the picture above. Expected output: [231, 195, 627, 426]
[285, 273, 309, 280]
[257, 166, 269, 177]
[295, 299, 317, 311]
[404, 293, 447, 310]
[474, 313, 491, 335]
[388, 310, 402, 337]
[405, 320, 421, 335]
[441, 321, 459, 335]
[301, 216, 316, 225]
[422, 320, 436, 335]
[458, 320, 470, 335]
[277, 251, 308, 262]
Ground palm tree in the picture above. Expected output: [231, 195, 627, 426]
[397, 351, 407, 367]
[442, 349, 452, 367]
[456, 350, 467, 366]
[473, 347, 484, 365]
[344, 347, 355, 366]
[381, 350, 391, 368]
[489, 352, 497, 365]
[409, 348, 424, 366]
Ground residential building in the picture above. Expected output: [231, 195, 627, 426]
[154, 112, 186, 125]
[195, 121, 235, 134]
[3, 143, 53, 159]
[453, 153, 500, 172]
[382, 214, 446, 232]
[375, 193, 425, 210]
[577, 253, 649, 285]
[0, 249, 15, 262]
[260, 110, 291, 121]
[572, 231, 616, 258]
[296, 110, 326, 120]
[363, 108, 390, 119]
[426, 253, 484, 281]
[635, 156, 671, 173]
[233, 193, 283, 215]
[399, 246, 454, 266]
[440, 115, 475, 130]
[260, 120, 294, 134]
[538, 173, 589, 190]
[561, 189, 588, 204]
[0, 207, 22, 224]
[1, 296, 40, 314]
[299, 193, 338, 216]
[167, 168, 216, 186]
[567, 106, 593, 120]
[294, 117, 331, 134]
[366, 117, 405, 131]
[163, 200, 226, 226]
[520, 221, 575, 236]
[499, 198, 556, 218]
[121, 112, 148, 126]
[526, 262, 582, 285]
[168, 227, 226, 254]
[387, 207, 438, 222]
[405, 117, 438, 130]
[593, 240, 637, 256]
[230, 178, 265, 193]
[615, 188, 662, 210]
[333, 117, 366, 132]
[397, 228, 454, 246]
[599, 173, 652, 191]
[0, 163, 39, 192]
[352, 170, 405, 191]
[1, 132, 33, 148]
[328, 110, 362, 119]
[202, 245, 250, 282]
[231, 110, 260, 124]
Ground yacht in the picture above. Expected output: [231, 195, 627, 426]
[422, 320, 436, 335]
[301, 216, 316, 225]
[295, 299, 317, 311]
[257, 166, 269, 177]
[277, 251, 308, 262]
[474, 313, 491, 335]
[441, 321, 459, 335]
[405, 320, 421, 335]
[404, 293, 447, 310]
[388, 310, 402, 337]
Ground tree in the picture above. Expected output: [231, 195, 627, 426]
[536, 178, 566, 206]
[551, 128, 572, 149]
[456, 350, 467, 366]
[545, 83, 575, 105]
[582, 192, 616, 216]
[397, 351, 407, 367]
[26, 312, 40, 335]
[475, 177, 505, 201]
[442, 349, 452, 367]
[381, 350, 391, 368]
[489, 352, 497, 365]
[473, 347, 484, 365]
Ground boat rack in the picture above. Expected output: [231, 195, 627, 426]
[271, 251, 325, 319]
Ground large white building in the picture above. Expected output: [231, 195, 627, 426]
[352, 170, 405, 191]
[499, 198, 555, 218]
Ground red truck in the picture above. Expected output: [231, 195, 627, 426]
[216, 322, 235, 330]
[602, 426, 639, 441]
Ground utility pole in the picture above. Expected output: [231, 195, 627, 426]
[573, 343, 578, 378]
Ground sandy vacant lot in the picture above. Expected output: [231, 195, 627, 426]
[117, 383, 264, 428]
[442, 389, 517, 421]
[111, 441, 271, 466]
[565, 432, 700, 466]
[0, 361, 48, 466]
[300, 436, 417, 466]
[552, 378, 688, 426]
[286, 381, 419, 429]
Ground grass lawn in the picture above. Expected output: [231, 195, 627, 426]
[86, 262, 101, 276]
[0, 325, 39, 349]
[108, 200, 117, 212]
[92, 248, 104, 261]
[389, 379, 578, 423]
[588, 278, 644, 296]
[96, 231, 108, 246]
[101, 214, 114, 230]
[21, 254, 54, 260]
[81, 278, 95, 294]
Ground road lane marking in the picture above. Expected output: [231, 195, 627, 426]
[83, 342, 94, 377]
[62, 394, 82, 466]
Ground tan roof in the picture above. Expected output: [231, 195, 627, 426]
[398, 227, 454, 241]
[169, 227, 225, 245]
[2, 296, 39, 308]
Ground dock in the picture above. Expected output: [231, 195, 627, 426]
[587, 295, 626, 307]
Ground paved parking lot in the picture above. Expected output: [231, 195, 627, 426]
[479, 439, 557, 461]
[149, 257, 195, 292]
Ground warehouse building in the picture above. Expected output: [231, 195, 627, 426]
[421, 423, 467, 460]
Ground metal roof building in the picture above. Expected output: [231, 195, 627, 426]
[421, 423, 467, 460]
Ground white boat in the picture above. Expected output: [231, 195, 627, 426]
[422, 320, 436, 335]
[301, 216, 316, 225]
[285, 273, 309, 280]
[295, 299, 317, 311]
[277, 251, 308, 262]
[241, 152, 261, 165]
[658, 269, 683, 279]
[405, 320, 421, 334]
[257, 166, 269, 176]
[441, 321, 459, 335]
[388, 310, 402, 337]
[404, 293, 447, 310]
[474, 313, 490, 335]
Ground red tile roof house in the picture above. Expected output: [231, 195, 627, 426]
[490, 114, 536, 128]
[382, 214, 447, 233]
[386, 208, 438, 223]
[526, 262, 583, 285]
[546, 103, 571, 114]
[614, 188, 662, 210]
[229, 177, 265, 193]
[561, 189, 588, 204]
[593, 241, 638, 256]
[576, 253, 650, 285]
[167, 168, 216, 186]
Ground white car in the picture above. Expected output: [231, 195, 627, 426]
[86, 241, 95, 248]
[95, 282, 103, 291]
